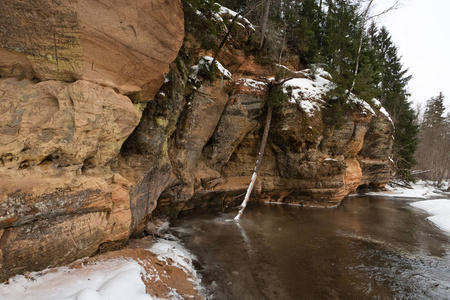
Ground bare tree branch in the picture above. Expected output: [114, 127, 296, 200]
[348, 0, 402, 98]
[367, 0, 402, 21]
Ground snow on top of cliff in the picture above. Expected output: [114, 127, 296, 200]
[347, 93, 375, 115]
[372, 98, 394, 125]
[275, 63, 292, 72]
[280, 65, 377, 117]
[202, 56, 232, 78]
[237, 78, 267, 92]
[213, 4, 256, 31]
[190, 56, 232, 82]
[282, 67, 331, 117]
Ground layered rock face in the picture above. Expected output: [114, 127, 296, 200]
[123, 60, 394, 217]
[0, 0, 183, 100]
[0, 0, 184, 281]
[358, 110, 394, 189]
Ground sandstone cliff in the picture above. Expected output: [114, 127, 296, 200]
[0, 2, 393, 282]
[123, 58, 393, 219]
[0, 0, 184, 281]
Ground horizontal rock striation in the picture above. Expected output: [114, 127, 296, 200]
[0, 0, 184, 281]
[0, 0, 184, 101]
[0, 79, 139, 281]
[123, 56, 394, 220]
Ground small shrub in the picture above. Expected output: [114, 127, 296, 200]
[275, 69, 287, 81]
[198, 60, 218, 83]
[322, 97, 347, 128]
[269, 84, 286, 108]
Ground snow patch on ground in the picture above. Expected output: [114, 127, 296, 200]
[150, 237, 203, 294]
[0, 259, 152, 300]
[411, 200, 450, 234]
[237, 78, 267, 92]
[365, 180, 450, 234]
[214, 4, 256, 31]
[0, 238, 203, 300]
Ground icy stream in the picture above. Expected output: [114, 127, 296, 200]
[169, 196, 450, 299]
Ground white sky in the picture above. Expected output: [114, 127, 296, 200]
[374, 0, 450, 112]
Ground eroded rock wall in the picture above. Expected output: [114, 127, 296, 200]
[0, 0, 183, 100]
[0, 0, 184, 281]
[122, 56, 394, 221]
[357, 111, 394, 189]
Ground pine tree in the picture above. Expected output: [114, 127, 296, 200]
[351, 31, 381, 102]
[375, 26, 419, 181]
[285, 0, 322, 68]
[322, 0, 361, 91]
[212, 0, 419, 181]
[181, 0, 221, 51]
[416, 93, 449, 185]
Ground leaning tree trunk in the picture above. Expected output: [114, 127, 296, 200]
[235, 101, 273, 220]
[212, 12, 241, 66]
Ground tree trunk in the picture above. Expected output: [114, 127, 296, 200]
[212, 12, 241, 66]
[348, 0, 401, 98]
[259, 0, 271, 50]
[234, 101, 273, 220]
[213, 1, 267, 65]
[347, 0, 374, 98]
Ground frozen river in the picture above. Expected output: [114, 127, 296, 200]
[168, 196, 450, 299]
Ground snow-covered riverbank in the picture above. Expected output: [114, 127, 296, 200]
[365, 180, 450, 235]
[410, 200, 450, 234]
[0, 237, 203, 300]
[364, 180, 447, 199]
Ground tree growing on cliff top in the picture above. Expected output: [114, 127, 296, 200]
[192, 0, 418, 181]
[375, 26, 418, 181]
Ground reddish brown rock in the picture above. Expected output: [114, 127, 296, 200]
[0, 211, 109, 281]
[0, 78, 140, 172]
[0, 0, 184, 101]
[357, 109, 395, 189]
[135, 55, 394, 213]
[0, 78, 139, 281]
[0, 1, 395, 282]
